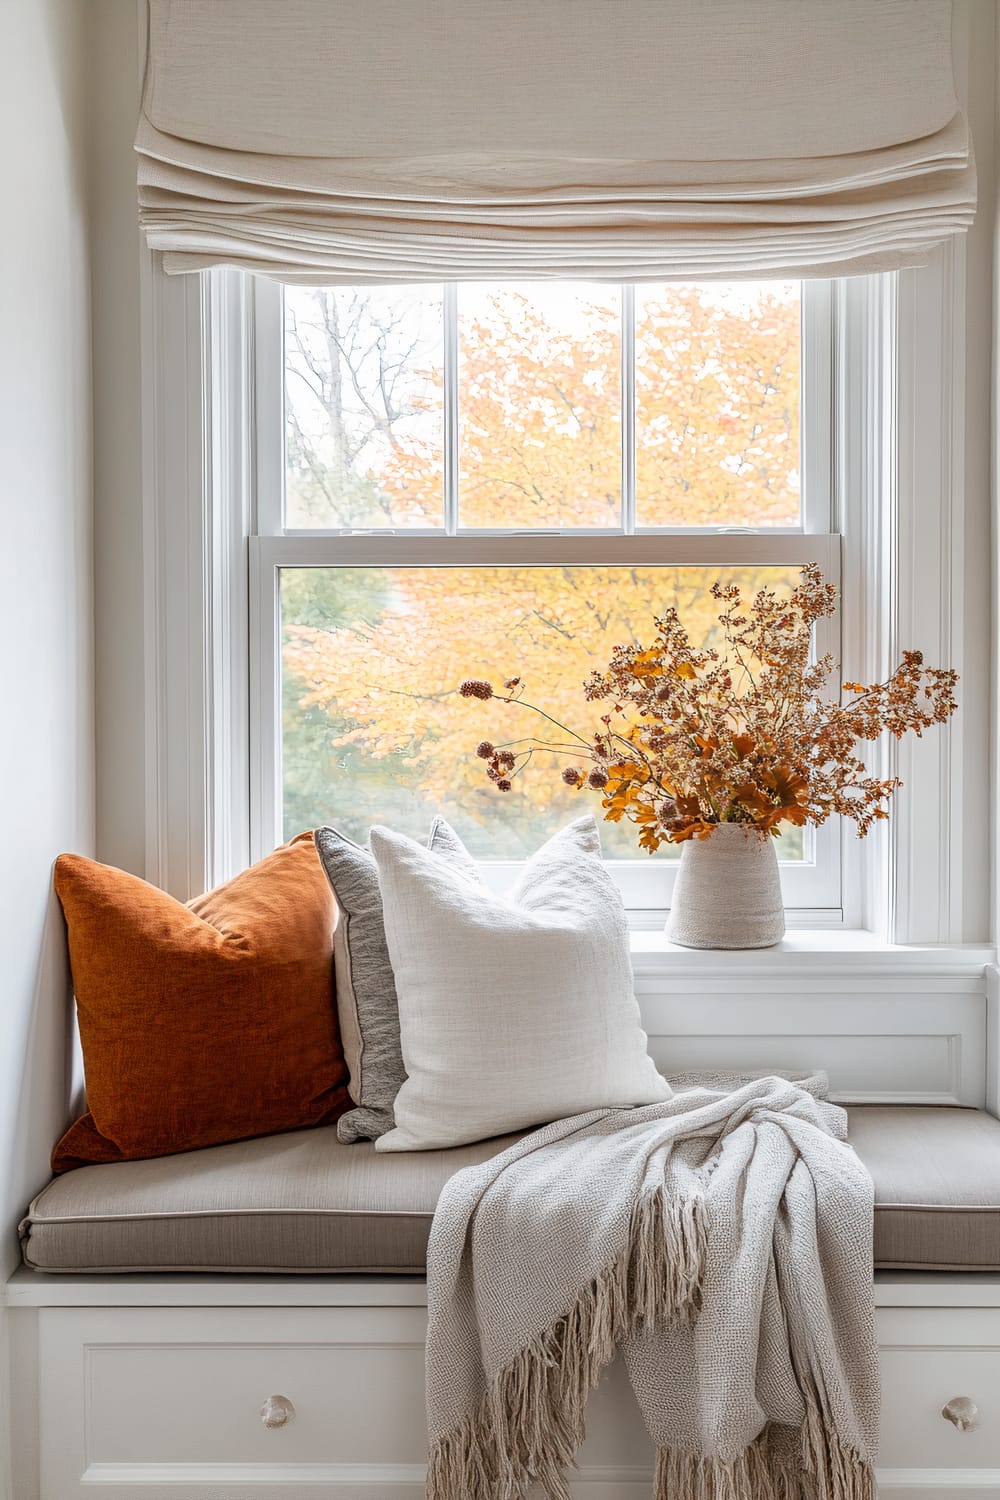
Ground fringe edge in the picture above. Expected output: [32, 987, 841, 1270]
[654, 1421, 877, 1500]
[426, 1184, 705, 1500]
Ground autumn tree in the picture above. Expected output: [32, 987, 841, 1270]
[285, 286, 444, 528]
[280, 283, 802, 857]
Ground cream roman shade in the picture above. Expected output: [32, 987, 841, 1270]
[136, 0, 976, 284]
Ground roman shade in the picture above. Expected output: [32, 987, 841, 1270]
[136, 0, 976, 284]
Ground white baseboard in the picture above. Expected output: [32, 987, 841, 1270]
[79, 1463, 657, 1496]
[877, 1474, 1000, 1498]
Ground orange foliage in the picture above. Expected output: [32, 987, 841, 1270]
[283, 286, 805, 838]
[462, 566, 958, 849]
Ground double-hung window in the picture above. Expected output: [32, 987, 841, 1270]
[249, 277, 841, 925]
[140, 3, 983, 946]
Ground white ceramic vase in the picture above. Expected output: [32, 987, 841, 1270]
[667, 823, 785, 949]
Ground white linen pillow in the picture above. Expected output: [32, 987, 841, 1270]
[314, 818, 480, 1142]
[371, 815, 670, 1152]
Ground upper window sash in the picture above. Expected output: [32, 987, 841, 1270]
[253, 279, 834, 542]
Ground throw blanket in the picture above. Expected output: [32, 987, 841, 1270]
[425, 1073, 878, 1500]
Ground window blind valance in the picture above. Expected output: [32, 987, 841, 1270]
[136, 0, 976, 284]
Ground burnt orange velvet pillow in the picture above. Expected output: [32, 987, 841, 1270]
[52, 833, 350, 1172]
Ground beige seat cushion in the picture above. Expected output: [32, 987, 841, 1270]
[21, 1105, 1000, 1275]
[20, 1126, 522, 1274]
[849, 1105, 1000, 1271]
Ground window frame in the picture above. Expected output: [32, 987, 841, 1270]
[250, 277, 841, 925]
[138, 242, 978, 947]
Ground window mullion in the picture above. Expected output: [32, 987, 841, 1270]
[252, 276, 285, 537]
[800, 280, 834, 535]
[443, 283, 459, 536]
[621, 283, 636, 535]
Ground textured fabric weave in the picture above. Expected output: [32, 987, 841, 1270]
[848, 1104, 1000, 1270]
[425, 1073, 878, 1499]
[22, 1102, 1000, 1275]
[136, 1, 974, 283]
[372, 817, 670, 1152]
[22, 1124, 518, 1273]
[51, 835, 350, 1172]
[314, 820, 479, 1142]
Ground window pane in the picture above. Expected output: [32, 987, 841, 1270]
[281, 565, 805, 862]
[635, 282, 801, 528]
[283, 286, 444, 529]
[458, 283, 621, 529]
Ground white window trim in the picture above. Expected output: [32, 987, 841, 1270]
[138, 242, 980, 952]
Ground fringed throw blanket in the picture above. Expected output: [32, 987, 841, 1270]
[425, 1073, 878, 1500]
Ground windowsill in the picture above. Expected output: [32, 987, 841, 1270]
[629, 929, 995, 978]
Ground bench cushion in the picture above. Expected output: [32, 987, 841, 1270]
[21, 1104, 1000, 1275]
[848, 1105, 1000, 1270]
[20, 1126, 518, 1274]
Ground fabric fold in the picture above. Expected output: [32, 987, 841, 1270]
[137, 0, 974, 283]
[424, 1073, 877, 1500]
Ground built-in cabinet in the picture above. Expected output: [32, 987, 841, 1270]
[6, 947, 997, 1496]
[4, 1274, 1000, 1498]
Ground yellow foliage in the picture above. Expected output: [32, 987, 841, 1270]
[462, 568, 958, 848]
[282, 285, 807, 844]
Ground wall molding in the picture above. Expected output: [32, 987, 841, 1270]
[893, 239, 969, 944]
[986, 965, 1000, 1117]
[77, 1462, 657, 1496]
[140, 263, 251, 897]
[77, 1466, 1000, 1491]
[9, 1271, 1000, 1313]
[876, 1474, 1000, 1491]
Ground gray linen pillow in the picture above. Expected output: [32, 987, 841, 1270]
[314, 820, 479, 1141]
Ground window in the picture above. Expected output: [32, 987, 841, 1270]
[144, 248, 980, 943]
[251, 278, 841, 922]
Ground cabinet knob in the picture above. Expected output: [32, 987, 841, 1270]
[260, 1393, 295, 1429]
[941, 1396, 978, 1432]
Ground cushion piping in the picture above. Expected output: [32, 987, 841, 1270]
[22, 1205, 438, 1227]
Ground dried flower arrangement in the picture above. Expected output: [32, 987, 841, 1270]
[460, 564, 957, 852]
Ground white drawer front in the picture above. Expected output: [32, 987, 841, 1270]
[35, 1302, 1000, 1499]
[877, 1307, 1000, 1487]
[84, 1340, 428, 1465]
[39, 1306, 432, 1498]
[38, 1307, 654, 1499]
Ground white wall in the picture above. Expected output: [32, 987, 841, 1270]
[0, 0, 151, 1278]
[0, 5, 93, 1492]
[954, 0, 996, 944]
[91, 0, 147, 878]
[0, 0, 93, 1263]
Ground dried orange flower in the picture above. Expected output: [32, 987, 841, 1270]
[460, 679, 494, 701]
[461, 565, 958, 850]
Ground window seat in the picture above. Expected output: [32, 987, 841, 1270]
[20, 1105, 1000, 1277]
[12, 1106, 1000, 1497]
